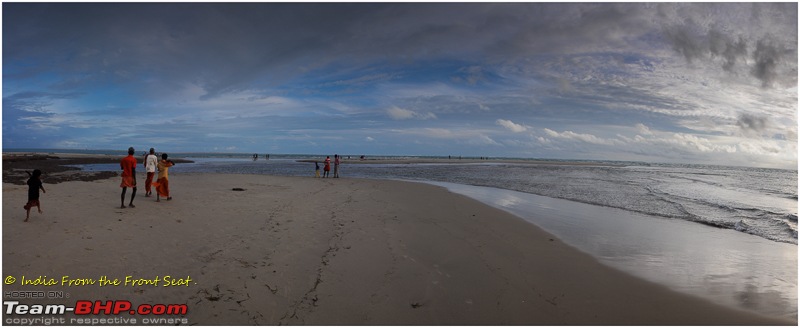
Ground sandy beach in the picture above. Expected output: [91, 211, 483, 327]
[2, 167, 793, 325]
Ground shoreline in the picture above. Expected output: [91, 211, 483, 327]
[2, 172, 793, 325]
[2, 152, 192, 185]
[0, 151, 622, 186]
[297, 157, 624, 166]
[429, 181, 797, 321]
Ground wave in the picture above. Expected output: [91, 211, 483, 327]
[734, 220, 750, 233]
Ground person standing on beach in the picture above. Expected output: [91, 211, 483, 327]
[23, 169, 46, 222]
[120, 147, 138, 208]
[334, 154, 340, 178]
[151, 153, 175, 202]
[315, 162, 321, 178]
[144, 148, 158, 197]
[323, 156, 331, 178]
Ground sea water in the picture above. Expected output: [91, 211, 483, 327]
[74, 156, 797, 320]
[146, 158, 798, 243]
[427, 181, 797, 320]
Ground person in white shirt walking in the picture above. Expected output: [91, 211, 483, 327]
[144, 148, 158, 197]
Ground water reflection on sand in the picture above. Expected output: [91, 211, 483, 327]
[427, 181, 797, 321]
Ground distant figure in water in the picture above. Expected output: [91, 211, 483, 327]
[266, 154, 270, 160]
[253, 153, 258, 161]
[315, 162, 321, 178]
[23, 169, 46, 222]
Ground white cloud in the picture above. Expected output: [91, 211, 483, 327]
[635, 123, 653, 135]
[418, 128, 456, 138]
[386, 106, 437, 120]
[542, 128, 617, 146]
[668, 133, 736, 153]
[496, 119, 528, 133]
[535, 124, 796, 167]
[469, 135, 502, 146]
[544, 128, 560, 138]
[387, 106, 415, 120]
[394, 127, 499, 147]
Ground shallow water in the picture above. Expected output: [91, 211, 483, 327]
[425, 181, 797, 321]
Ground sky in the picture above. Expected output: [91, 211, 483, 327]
[2, 2, 798, 169]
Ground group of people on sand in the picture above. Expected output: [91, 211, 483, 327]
[22, 146, 177, 222]
[120, 147, 175, 209]
[315, 154, 341, 178]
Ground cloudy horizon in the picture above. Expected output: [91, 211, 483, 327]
[3, 3, 798, 169]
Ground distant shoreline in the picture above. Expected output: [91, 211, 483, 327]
[1, 151, 622, 186]
[4, 149, 794, 171]
[3, 148, 631, 166]
[295, 157, 624, 166]
[2, 152, 192, 185]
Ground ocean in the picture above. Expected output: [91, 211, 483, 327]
[66, 154, 797, 320]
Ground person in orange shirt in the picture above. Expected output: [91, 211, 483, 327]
[151, 153, 175, 202]
[323, 156, 331, 178]
[120, 147, 138, 208]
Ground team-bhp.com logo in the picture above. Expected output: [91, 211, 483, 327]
[4, 300, 188, 325]
[5, 300, 187, 315]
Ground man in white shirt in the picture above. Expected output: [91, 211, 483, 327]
[144, 148, 159, 197]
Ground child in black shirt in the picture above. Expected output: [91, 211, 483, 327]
[23, 169, 46, 222]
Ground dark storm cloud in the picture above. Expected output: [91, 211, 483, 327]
[713, 32, 748, 73]
[737, 113, 770, 134]
[3, 3, 665, 99]
[660, 3, 797, 87]
[6, 2, 797, 97]
[751, 38, 794, 88]
[4, 3, 383, 98]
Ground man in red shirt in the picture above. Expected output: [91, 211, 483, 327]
[120, 147, 138, 208]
